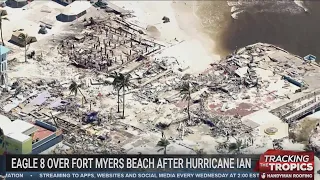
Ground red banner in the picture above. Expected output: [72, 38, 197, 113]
[256, 150, 314, 180]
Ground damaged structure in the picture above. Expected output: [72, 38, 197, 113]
[57, 12, 163, 72]
[2, 0, 320, 156]
[10, 31, 37, 47]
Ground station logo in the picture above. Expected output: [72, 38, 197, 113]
[255, 150, 314, 180]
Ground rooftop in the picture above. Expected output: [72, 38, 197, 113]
[106, 2, 129, 14]
[62, 1, 91, 16]
[11, 120, 37, 135]
[241, 109, 282, 129]
[0, 114, 11, 124]
[31, 122, 54, 141]
[6, 132, 30, 143]
[0, 115, 36, 142]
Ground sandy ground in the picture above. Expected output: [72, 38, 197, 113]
[111, 1, 220, 74]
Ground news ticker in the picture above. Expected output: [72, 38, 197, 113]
[0, 150, 316, 180]
[5, 172, 259, 180]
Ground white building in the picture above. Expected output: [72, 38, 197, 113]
[241, 109, 289, 139]
[0, 115, 38, 154]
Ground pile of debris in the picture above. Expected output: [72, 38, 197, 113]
[57, 16, 161, 72]
[309, 124, 320, 153]
[65, 131, 125, 154]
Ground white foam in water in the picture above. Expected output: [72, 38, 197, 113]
[294, 0, 309, 12]
[231, 11, 244, 20]
[227, 1, 239, 7]
[227, 0, 308, 19]
[230, 6, 239, 13]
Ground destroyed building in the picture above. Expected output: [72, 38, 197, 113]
[58, 14, 162, 72]
[10, 31, 37, 47]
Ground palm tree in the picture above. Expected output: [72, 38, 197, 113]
[157, 137, 170, 155]
[118, 73, 131, 119]
[228, 139, 244, 154]
[304, 144, 314, 152]
[109, 72, 122, 113]
[180, 82, 192, 123]
[17, 33, 29, 62]
[0, 15, 8, 46]
[69, 81, 87, 105]
[194, 148, 205, 155]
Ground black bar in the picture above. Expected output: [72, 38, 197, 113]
[6, 155, 260, 172]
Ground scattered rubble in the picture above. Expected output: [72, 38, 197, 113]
[2, 0, 320, 155]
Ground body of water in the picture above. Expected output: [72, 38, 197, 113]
[196, 0, 320, 60]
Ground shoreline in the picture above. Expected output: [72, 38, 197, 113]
[199, 1, 320, 60]
[111, 1, 220, 74]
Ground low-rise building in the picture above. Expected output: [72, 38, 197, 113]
[5, 0, 28, 8]
[56, 1, 91, 22]
[10, 31, 37, 47]
[241, 109, 289, 139]
[0, 115, 62, 154]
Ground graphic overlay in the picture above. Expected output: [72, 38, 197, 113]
[2, 152, 317, 180]
[256, 150, 314, 180]
[5, 154, 260, 180]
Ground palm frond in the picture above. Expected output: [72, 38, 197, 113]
[195, 148, 205, 155]
[181, 94, 190, 101]
[69, 81, 78, 96]
[228, 143, 238, 151]
[157, 138, 170, 147]
[304, 144, 314, 152]
[180, 82, 191, 100]
[117, 73, 131, 90]
[108, 72, 119, 79]
[236, 140, 242, 147]
[229, 140, 243, 152]
[157, 148, 164, 152]
[109, 72, 122, 89]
